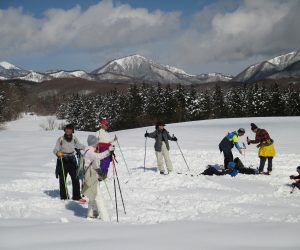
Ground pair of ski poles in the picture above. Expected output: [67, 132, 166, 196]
[111, 155, 126, 222]
[143, 131, 190, 172]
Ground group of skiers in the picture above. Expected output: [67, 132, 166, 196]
[53, 120, 115, 220]
[218, 122, 275, 175]
[53, 119, 299, 221]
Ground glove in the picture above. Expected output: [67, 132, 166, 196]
[172, 136, 178, 141]
[290, 175, 296, 180]
[144, 132, 149, 137]
[56, 151, 64, 158]
[247, 137, 250, 145]
[109, 145, 115, 154]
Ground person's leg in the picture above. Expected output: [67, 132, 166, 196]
[155, 150, 165, 172]
[267, 157, 273, 173]
[223, 150, 233, 169]
[95, 184, 110, 221]
[58, 159, 69, 199]
[87, 199, 98, 218]
[68, 159, 81, 200]
[259, 157, 267, 173]
[162, 142, 173, 172]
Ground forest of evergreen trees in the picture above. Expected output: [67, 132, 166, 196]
[56, 82, 300, 131]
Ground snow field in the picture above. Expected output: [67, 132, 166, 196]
[1, 115, 300, 249]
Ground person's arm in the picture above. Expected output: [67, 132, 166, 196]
[95, 150, 111, 160]
[147, 130, 157, 139]
[249, 131, 261, 144]
[53, 138, 61, 156]
[166, 131, 177, 141]
[74, 137, 86, 150]
[232, 135, 241, 150]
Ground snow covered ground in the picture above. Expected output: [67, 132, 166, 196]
[0, 114, 300, 249]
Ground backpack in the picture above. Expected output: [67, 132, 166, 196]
[76, 149, 89, 180]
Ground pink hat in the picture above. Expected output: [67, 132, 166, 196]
[100, 119, 108, 126]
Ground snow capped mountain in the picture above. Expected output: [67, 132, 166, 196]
[92, 54, 184, 84]
[8, 50, 300, 85]
[196, 73, 233, 83]
[0, 61, 20, 70]
[233, 50, 300, 83]
[19, 71, 50, 83]
[48, 70, 94, 80]
[0, 61, 29, 79]
[92, 54, 231, 84]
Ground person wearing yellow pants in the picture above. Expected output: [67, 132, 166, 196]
[247, 123, 275, 175]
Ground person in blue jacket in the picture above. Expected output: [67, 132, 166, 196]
[219, 128, 245, 169]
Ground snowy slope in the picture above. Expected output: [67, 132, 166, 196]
[0, 115, 300, 249]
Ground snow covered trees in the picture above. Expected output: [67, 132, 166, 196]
[56, 82, 300, 131]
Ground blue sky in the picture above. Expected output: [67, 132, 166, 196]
[0, 0, 299, 75]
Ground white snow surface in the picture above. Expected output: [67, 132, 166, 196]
[1, 115, 300, 249]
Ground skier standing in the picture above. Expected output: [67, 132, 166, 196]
[95, 119, 117, 175]
[82, 135, 114, 220]
[247, 123, 275, 175]
[145, 121, 177, 174]
[53, 124, 86, 200]
[219, 128, 245, 169]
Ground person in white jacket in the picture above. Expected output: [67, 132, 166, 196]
[95, 119, 117, 175]
[82, 135, 114, 220]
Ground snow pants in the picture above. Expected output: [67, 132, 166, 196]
[98, 144, 111, 175]
[56, 155, 81, 200]
[87, 183, 110, 221]
[155, 142, 173, 172]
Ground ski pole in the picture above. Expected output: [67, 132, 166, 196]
[112, 155, 126, 215]
[174, 136, 190, 171]
[60, 157, 69, 199]
[290, 185, 296, 194]
[144, 130, 148, 172]
[112, 159, 119, 222]
[103, 179, 112, 202]
[242, 142, 247, 167]
[115, 135, 131, 176]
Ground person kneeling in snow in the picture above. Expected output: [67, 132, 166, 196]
[145, 121, 177, 174]
[82, 135, 115, 220]
[290, 166, 300, 190]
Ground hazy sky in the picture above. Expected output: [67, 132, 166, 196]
[1, 0, 299, 75]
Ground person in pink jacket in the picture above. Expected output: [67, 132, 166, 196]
[82, 135, 114, 220]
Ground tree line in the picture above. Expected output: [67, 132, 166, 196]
[56, 82, 300, 131]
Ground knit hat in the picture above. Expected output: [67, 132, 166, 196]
[238, 128, 245, 134]
[297, 166, 300, 174]
[64, 124, 74, 133]
[251, 123, 258, 131]
[100, 119, 108, 126]
[87, 135, 98, 147]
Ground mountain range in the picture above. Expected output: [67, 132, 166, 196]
[1, 51, 300, 84]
